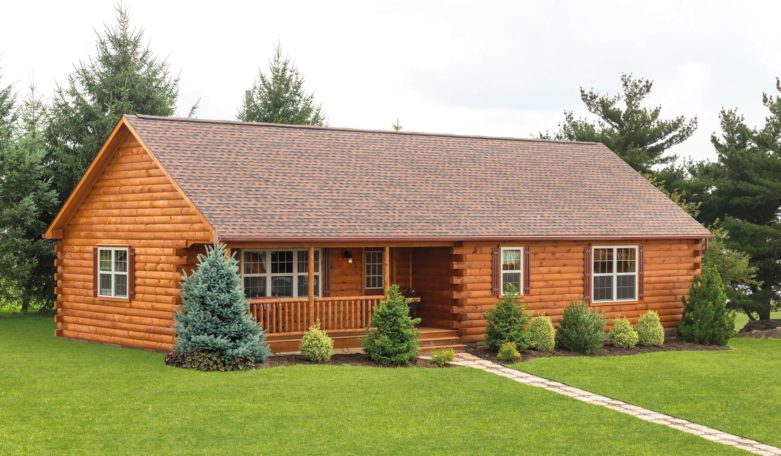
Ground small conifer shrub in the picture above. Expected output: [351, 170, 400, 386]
[608, 317, 639, 348]
[483, 284, 532, 352]
[636, 311, 665, 347]
[497, 342, 521, 362]
[431, 348, 456, 367]
[362, 285, 421, 365]
[556, 300, 606, 355]
[300, 321, 333, 363]
[529, 315, 556, 352]
[678, 266, 735, 345]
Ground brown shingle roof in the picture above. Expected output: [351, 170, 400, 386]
[125, 114, 710, 241]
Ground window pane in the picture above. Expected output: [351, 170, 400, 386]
[365, 249, 384, 289]
[99, 250, 112, 272]
[99, 273, 112, 296]
[593, 276, 613, 301]
[502, 249, 522, 271]
[502, 272, 522, 293]
[617, 248, 636, 273]
[297, 251, 308, 273]
[593, 248, 613, 274]
[114, 274, 128, 297]
[271, 251, 293, 274]
[114, 250, 127, 273]
[298, 275, 321, 297]
[271, 276, 293, 297]
[243, 276, 266, 298]
[243, 251, 266, 275]
[617, 275, 636, 300]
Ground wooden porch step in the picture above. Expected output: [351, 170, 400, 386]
[418, 343, 467, 354]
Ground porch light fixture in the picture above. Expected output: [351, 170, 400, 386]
[342, 250, 353, 264]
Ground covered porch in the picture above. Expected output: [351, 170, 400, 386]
[225, 242, 462, 353]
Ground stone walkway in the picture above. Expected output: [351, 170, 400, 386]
[442, 353, 781, 455]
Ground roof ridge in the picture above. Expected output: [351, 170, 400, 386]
[128, 114, 601, 146]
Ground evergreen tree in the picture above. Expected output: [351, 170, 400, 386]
[362, 285, 420, 365]
[703, 227, 761, 318]
[678, 266, 735, 345]
[238, 42, 325, 126]
[544, 74, 697, 178]
[45, 4, 179, 203]
[172, 244, 269, 370]
[0, 84, 58, 311]
[698, 81, 781, 320]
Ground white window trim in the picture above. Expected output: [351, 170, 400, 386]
[97, 247, 129, 298]
[364, 248, 384, 290]
[500, 247, 524, 295]
[591, 245, 638, 303]
[241, 249, 321, 298]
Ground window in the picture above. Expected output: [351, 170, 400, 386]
[97, 247, 128, 298]
[501, 247, 523, 294]
[592, 246, 638, 302]
[364, 249, 384, 290]
[241, 249, 319, 298]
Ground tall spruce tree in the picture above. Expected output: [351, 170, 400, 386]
[0, 83, 58, 311]
[45, 4, 179, 203]
[544, 74, 697, 179]
[238, 42, 325, 125]
[173, 244, 269, 370]
[698, 80, 781, 320]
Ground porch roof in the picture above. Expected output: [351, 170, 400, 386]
[124, 114, 711, 241]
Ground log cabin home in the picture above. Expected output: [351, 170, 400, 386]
[44, 115, 712, 353]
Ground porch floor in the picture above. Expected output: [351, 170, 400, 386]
[268, 326, 465, 354]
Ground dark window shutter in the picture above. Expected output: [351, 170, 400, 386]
[523, 247, 531, 295]
[638, 245, 644, 300]
[491, 247, 500, 296]
[128, 247, 136, 298]
[322, 248, 331, 297]
[583, 244, 591, 303]
[93, 247, 98, 297]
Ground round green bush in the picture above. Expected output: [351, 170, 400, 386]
[483, 284, 532, 352]
[636, 311, 665, 347]
[529, 315, 556, 352]
[431, 348, 456, 367]
[556, 300, 606, 354]
[300, 322, 334, 363]
[608, 317, 639, 348]
[497, 342, 521, 362]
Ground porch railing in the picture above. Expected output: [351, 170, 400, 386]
[248, 295, 383, 335]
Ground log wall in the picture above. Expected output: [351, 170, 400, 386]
[54, 135, 213, 351]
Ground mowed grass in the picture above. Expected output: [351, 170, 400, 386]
[0, 316, 742, 455]
[513, 338, 781, 448]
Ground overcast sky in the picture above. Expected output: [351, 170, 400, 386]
[2, 0, 780, 162]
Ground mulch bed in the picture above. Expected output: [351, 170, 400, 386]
[467, 340, 730, 365]
[256, 353, 443, 369]
[737, 319, 781, 339]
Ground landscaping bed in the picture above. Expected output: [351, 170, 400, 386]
[466, 340, 730, 365]
[737, 319, 781, 339]
[257, 353, 443, 369]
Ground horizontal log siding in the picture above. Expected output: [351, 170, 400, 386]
[453, 239, 701, 342]
[55, 135, 213, 351]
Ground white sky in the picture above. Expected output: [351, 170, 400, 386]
[2, 0, 781, 163]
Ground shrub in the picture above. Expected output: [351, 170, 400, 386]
[497, 342, 521, 362]
[164, 351, 187, 367]
[678, 266, 735, 345]
[483, 284, 532, 352]
[608, 317, 639, 348]
[362, 285, 421, 365]
[171, 243, 270, 371]
[556, 301, 606, 354]
[529, 315, 556, 352]
[636, 311, 665, 347]
[431, 348, 456, 367]
[300, 321, 333, 363]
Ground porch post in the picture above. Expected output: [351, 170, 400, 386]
[383, 246, 390, 293]
[308, 246, 315, 326]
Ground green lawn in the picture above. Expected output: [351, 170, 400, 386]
[513, 338, 781, 448]
[0, 316, 742, 455]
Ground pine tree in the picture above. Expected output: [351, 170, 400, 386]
[362, 285, 420, 365]
[238, 42, 325, 126]
[172, 244, 269, 370]
[544, 74, 697, 177]
[0, 83, 58, 311]
[697, 80, 781, 320]
[678, 266, 735, 345]
[45, 4, 179, 203]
